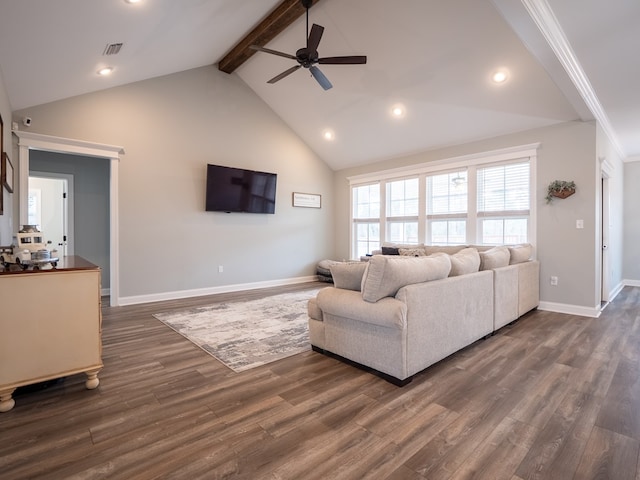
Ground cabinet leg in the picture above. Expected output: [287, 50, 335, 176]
[0, 388, 16, 412]
[85, 369, 101, 390]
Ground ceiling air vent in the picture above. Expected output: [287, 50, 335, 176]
[103, 43, 123, 56]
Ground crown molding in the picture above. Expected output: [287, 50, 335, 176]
[521, 0, 627, 160]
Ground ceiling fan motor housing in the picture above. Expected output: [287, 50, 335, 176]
[296, 48, 318, 67]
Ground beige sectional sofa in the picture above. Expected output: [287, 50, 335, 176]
[307, 244, 539, 385]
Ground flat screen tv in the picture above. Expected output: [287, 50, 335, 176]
[205, 164, 277, 214]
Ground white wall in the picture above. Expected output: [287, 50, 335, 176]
[624, 160, 640, 283]
[13, 66, 335, 300]
[334, 121, 604, 312]
[0, 65, 14, 245]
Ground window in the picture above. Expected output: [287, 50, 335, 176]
[477, 162, 529, 244]
[386, 178, 419, 244]
[349, 145, 536, 258]
[352, 183, 381, 258]
[426, 170, 467, 245]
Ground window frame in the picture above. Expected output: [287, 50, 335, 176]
[348, 144, 538, 258]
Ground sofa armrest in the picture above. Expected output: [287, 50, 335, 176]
[308, 297, 323, 321]
[518, 260, 540, 316]
[316, 287, 407, 330]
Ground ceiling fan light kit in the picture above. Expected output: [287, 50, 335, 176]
[250, 0, 366, 90]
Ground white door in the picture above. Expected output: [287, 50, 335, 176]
[28, 173, 74, 256]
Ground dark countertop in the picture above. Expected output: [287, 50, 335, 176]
[0, 256, 99, 275]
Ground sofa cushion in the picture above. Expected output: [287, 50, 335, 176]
[399, 247, 427, 257]
[479, 246, 510, 270]
[361, 253, 452, 303]
[424, 245, 468, 255]
[508, 243, 533, 264]
[330, 262, 368, 291]
[449, 247, 480, 276]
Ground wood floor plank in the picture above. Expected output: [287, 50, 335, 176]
[448, 416, 539, 480]
[515, 389, 602, 480]
[573, 425, 639, 480]
[2, 283, 640, 479]
[596, 358, 640, 440]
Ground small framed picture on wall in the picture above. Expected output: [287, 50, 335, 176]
[2, 152, 13, 193]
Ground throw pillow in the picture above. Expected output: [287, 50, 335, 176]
[479, 246, 510, 270]
[381, 246, 400, 255]
[449, 247, 480, 276]
[361, 253, 452, 303]
[330, 262, 368, 291]
[508, 243, 533, 264]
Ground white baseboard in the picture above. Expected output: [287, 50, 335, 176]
[624, 279, 640, 287]
[116, 275, 319, 306]
[101, 288, 110, 297]
[607, 281, 625, 302]
[537, 301, 601, 318]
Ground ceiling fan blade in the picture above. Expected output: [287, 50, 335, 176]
[267, 65, 301, 84]
[318, 56, 367, 65]
[250, 45, 297, 61]
[309, 65, 332, 90]
[307, 23, 324, 53]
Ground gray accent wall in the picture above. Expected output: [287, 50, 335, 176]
[13, 66, 335, 299]
[29, 150, 110, 289]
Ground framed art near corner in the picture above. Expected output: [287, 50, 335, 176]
[292, 192, 321, 208]
[1, 152, 13, 193]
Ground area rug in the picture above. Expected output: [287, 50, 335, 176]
[152, 288, 322, 372]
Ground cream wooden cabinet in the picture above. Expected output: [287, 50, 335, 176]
[0, 257, 103, 412]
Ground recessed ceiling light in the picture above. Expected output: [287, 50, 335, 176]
[97, 67, 113, 76]
[390, 103, 406, 118]
[492, 70, 509, 83]
[322, 129, 335, 141]
[124, 0, 141, 4]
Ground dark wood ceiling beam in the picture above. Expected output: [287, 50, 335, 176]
[218, 0, 321, 74]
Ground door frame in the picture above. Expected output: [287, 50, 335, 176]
[29, 171, 75, 256]
[15, 131, 124, 306]
[600, 158, 613, 305]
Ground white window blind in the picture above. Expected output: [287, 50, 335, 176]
[477, 162, 529, 215]
[477, 161, 530, 244]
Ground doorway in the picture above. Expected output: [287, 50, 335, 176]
[28, 172, 74, 257]
[600, 169, 611, 307]
[15, 130, 123, 306]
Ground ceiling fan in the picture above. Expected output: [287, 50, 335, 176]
[250, 0, 367, 90]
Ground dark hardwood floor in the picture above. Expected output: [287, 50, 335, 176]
[1, 283, 640, 479]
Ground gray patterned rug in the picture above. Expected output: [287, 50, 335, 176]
[153, 288, 322, 372]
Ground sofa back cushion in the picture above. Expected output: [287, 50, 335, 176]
[449, 247, 481, 276]
[330, 262, 368, 291]
[508, 243, 533, 264]
[424, 245, 468, 256]
[361, 253, 452, 303]
[479, 246, 510, 270]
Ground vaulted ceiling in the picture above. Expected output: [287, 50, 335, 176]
[0, 0, 638, 170]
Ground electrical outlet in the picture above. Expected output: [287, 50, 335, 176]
[218, 265, 224, 273]
[576, 219, 584, 229]
[550, 276, 558, 286]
